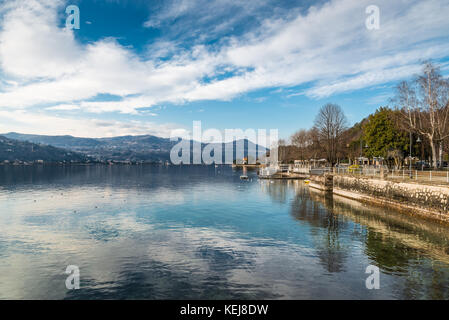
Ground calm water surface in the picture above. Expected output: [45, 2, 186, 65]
[0, 165, 448, 299]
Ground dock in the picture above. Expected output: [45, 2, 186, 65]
[258, 172, 309, 179]
[231, 164, 262, 170]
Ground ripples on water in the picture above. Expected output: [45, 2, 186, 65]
[0, 165, 448, 299]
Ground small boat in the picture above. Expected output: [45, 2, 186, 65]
[240, 175, 249, 180]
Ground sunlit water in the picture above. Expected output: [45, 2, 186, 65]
[0, 165, 448, 299]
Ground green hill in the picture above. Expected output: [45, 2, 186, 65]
[0, 136, 90, 163]
[2, 132, 268, 163]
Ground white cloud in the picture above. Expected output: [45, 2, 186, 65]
[0, 0, 448, 126]
[0, 110, 187, 138]
[0, 0, 81, 79]
[45, 104, 80, 111]
[143, 0, 273, 36]
[306, 64, 424, 98]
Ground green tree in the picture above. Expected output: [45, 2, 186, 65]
[362, 107, 409, 159]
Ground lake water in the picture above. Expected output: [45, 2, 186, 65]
[0, 165, 448, 299]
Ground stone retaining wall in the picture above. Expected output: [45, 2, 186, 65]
[333, 175, 449, 223]
[309, 174, 334, 192]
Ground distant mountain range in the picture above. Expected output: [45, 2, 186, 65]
[0, 135, 90, 163]
[1, 132, 267, 163]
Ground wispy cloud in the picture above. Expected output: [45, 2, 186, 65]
[0, 0, 448, 136]
[143, 0, 288, 41]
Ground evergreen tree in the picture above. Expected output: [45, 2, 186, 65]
[362, 107, 409, 159]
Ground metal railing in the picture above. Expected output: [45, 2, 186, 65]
[335, 167, 449, 185]
[259, 166, 279, 177]
[310, 167, 332, 175]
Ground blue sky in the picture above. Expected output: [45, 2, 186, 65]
[0, 0, 448, 141]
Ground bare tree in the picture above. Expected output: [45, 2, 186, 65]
[387, 149, 404, 170]
[290, 128, 324, 161]
[277, 139, 286, 163]
[313, 103, 348, 166]
[307, 127, 323, 160]
[444, 137, 449, 159]
[393, 62, 449, 168]
[290, 129, 310, 160]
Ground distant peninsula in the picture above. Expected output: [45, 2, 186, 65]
[0, 133, 267, 164]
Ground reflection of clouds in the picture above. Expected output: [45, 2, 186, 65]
[2, 169, 449, 299]
[0, 180, 379, 298]
[0, 201, 342, 300]
[80, 227, 328, 299]
[0, 186, 188, 216]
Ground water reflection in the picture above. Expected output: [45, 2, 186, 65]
[0, 165, 448, 299]
[258, 180, 292, 204]
[285, 183, 449, 298]
[289, 188, 347, 273]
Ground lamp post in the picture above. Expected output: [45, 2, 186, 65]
[417, 136, 422, 170]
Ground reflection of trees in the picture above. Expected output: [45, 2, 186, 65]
[397, 258, 449, 299]
[427, 266, 449, 300]
[364, 231, 419, 271]
[259, 180, 290, 204]
[332, 198, 449, 299]
[261, 178, 449, 297]
[364, 228, 449, 299]
[286, 183, 449, 297]
[290, 188, 348, 273]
